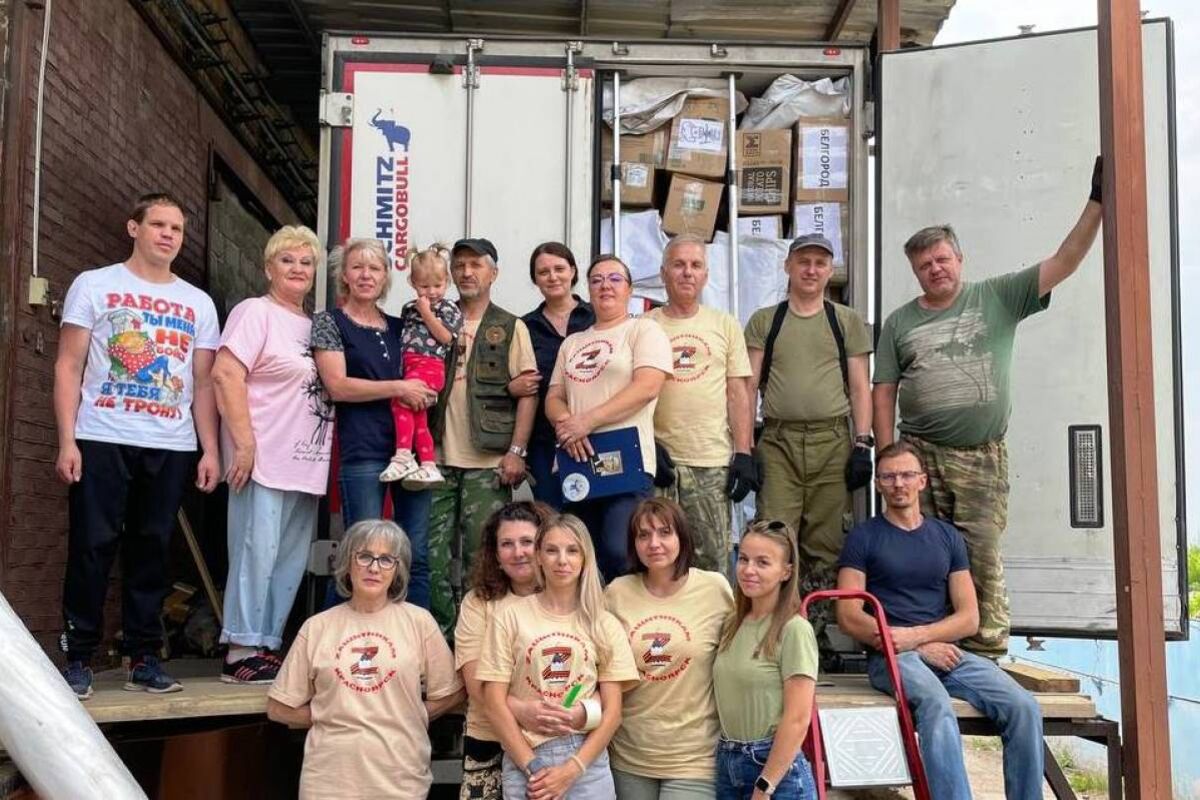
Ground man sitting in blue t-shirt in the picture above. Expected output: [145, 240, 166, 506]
[835, 441, 1044, 800]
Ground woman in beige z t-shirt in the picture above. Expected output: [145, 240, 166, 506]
[546, 254, 673, 583]
[266, 519, 463, 799]
[605, 497, 735, 798]
[478, 512, 639, 799]
[455, 501, 603, 800]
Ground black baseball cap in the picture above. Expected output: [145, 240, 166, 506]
[788, 233, 835, 257]
[452, 237, 499, 263]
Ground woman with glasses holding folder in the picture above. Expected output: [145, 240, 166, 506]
[544, 255, 673, 581]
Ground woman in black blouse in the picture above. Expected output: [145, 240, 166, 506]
[510, 242, 595, 509]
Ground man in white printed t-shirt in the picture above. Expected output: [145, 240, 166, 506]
[54, 193, 220, 700]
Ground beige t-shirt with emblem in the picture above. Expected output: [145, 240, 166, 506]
[476, 592, 639, 749]
[549, 316, 673, 475]
[647, 306, 752, 467]
[440, 313, 537, 469]
[268, 601, 462, 800]
[454, 588, 525, 742]
[604, 569, 734, 779]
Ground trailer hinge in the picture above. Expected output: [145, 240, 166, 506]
[862, 101, 876, 138]
[710, 43, 729, 59]
[319, 92, 354, 127]
[464, 38, 484, 89]
[562, 41, 583, 91]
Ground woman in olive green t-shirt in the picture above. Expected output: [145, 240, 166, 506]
[712, 520, 819, 800]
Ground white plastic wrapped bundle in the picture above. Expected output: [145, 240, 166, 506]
[601, 77, 747, 135]
[741, 75, 851, 130]
[0, 591, 146, 799]
[600, 209, 669, 282]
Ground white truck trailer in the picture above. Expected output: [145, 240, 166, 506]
[315, 21, 1184, 641]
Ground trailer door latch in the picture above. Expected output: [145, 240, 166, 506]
[319, 92, 354, 128]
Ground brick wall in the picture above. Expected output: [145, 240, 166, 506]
[3, 0, 299, 657]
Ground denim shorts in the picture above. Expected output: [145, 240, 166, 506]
[500, 733, 615, 799]
[716, 735, 816, 800]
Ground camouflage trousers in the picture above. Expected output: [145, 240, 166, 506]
[756, 418, 851, 649]
[429, 467, 509, 635]
[657, 464, 733, 579]
[905, 435, 1010, 658]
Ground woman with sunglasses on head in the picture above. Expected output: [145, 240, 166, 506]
[544, 254, 673, 581]
[604, 497, 734, 799]
[713, 520, 819, 800]
[456, 501, 603, 800]
[266, 519, 463, 799]
[478, 512, 638, 800]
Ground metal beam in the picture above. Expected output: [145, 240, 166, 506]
[1096, 1, 1173, 797]
[877, 0, 899, 51]
[825, 0, 857, 41]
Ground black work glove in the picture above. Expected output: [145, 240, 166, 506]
[1090, 155, 1103, 204]
[725, 452, 760, 502]
[653, 441, 676, 489]
[845, 445, 873, 491]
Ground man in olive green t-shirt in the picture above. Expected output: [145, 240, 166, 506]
[873, 162, 1104, 657]
[745, 234, 873, 628]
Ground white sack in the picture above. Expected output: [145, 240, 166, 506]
[602, 77, 748, 135]
[741, 75, 851, 131]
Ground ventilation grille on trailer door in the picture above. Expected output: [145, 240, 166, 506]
[1068, 425, 1104, 528]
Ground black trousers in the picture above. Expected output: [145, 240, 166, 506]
[63, 440, 193, 662]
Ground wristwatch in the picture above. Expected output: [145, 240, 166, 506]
[754, 774, 776, 796]
[508, 444, 528, 458]
[525, 756, 550, 777]
[854, 433, 875, 448]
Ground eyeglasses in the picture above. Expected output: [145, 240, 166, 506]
[746, 519, 790, 535]
[354, 551, 399, 570]
[588, 272, 628, 287]
[877, 470, 925, 485]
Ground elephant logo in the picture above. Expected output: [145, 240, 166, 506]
[370, 109, 411, 153]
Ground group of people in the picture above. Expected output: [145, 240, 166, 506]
[52, 156, 1102, 800]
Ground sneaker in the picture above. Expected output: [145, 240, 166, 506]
[401, 462, 447, 490]
[380, 450, 420, 482]
[221, 654, 279, 685]
[124, 656, 183, 694]
[64, 661, 93, 701]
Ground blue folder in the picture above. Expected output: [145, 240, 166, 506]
[556, 427, 646, 503]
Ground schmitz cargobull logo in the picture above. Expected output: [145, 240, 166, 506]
[370, 108, 411, 260]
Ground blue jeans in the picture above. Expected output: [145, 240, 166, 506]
[337, 458, 432, 610]
[527, 438, 564, 509]
[501, 733, 614, 799]
[565, 479, 652, 582]
[716, 736, 816, 800]
[868, 650, 1044, 800]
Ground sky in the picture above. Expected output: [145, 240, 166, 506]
[935, 0, 1199, 544]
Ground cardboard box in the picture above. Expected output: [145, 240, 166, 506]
[793, 117, 851, 203]
[662, 174, 723, 241]
[601, 162, 657, 207]
[665, 96, 730, 179]
[792, 201, 849, 284]
[738, 215, 784, 240]
[737, 130, 792, 214]
[600, 127, 669, 166]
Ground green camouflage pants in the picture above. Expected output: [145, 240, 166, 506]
[756, 418, 851, 649]
[905, 435, 1010, 658]
[429, 467, 509, 634]
[657, 464, 733, 579]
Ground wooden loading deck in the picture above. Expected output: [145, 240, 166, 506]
[2, 660, 1116, 799]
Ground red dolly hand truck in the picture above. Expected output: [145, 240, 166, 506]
[799, 589, 932, 800]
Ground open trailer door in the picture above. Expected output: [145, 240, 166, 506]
[875, 20, 1185, 638]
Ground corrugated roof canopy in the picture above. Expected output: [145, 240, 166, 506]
[229, 0, 956, 137]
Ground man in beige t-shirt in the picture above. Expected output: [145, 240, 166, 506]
[648, 235, 754, 577]
[428, 238, 538, 632]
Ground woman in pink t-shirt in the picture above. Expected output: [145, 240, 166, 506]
[211, 225, 334, 684]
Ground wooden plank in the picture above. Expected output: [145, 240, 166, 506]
[84, 661, 267, 725]
[814, 675, 1096, 719]
[1001, 662, 1081, 694]
[1096, 0, 1174, 796]
[825, 0, 857, 40]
